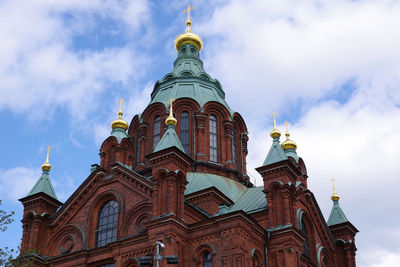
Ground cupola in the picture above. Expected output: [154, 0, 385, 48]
[174, 5, 203, 52]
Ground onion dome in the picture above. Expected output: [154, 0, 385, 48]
[174, 5, 203, 51]
[165, 98, 177, 126]
[331, 177, 340, 201]
[281, 121, 297, 151]
[111, 99, 129, 130]
[270, 112, 281, 139]
[41, 145, 51, 171]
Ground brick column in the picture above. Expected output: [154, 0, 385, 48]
[195, 112, 207, 161]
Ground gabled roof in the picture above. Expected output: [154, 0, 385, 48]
[185, 172, 247, 202]
[263, 138, 288, 166]
[154, 124, 185, 153]
[327, 200, 349, 226]
[27, 170, 58, 200]
[185, 172, 268, 215]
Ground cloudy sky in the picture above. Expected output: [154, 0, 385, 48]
[0, 0, 399, 266]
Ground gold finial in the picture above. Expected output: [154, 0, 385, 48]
[281, 121, 297, 150]
[331, 177, 340, 201]
[174, 4, 203, 51]
[165, 98, 177, 126]
[184, 4, 194, 32]
[111, 98, 129, 130]
[118, 98, 124, 118]
[270, 112, 281, 139]
[41, 146, 52, 171]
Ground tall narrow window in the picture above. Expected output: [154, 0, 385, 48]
[209, 115, 218, 162]
[180, 111, 190, 154]
[153, 116, 161, 149]
[203, 252, 211, 267]
[96, 200, 118, 247]
[136, 135, 141, 164]
[232, 126, 237, 164]
[302, 220, 310, 257]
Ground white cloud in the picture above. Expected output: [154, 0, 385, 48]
[0, 167, 40, 202]
[0, 0, 151, 121]
[200, 0, 400, 117]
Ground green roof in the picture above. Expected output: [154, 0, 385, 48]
[185, 172, 268, 215]
[327, 200, 349, 226]
[228, 186, 268, 213]
[284, 148, 300, 162]
[154, 124, 185, 153]
[27, 170, 58, 200]
[185, 172, 247, 202]
[149, 44, 232, 115]
[263, 137, 288, 166]
[111, 127, 128, 144]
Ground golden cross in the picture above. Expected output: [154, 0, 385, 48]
[119, 98, 124, 113]
[169, 98, 175, 115]
[284, 120, 289, 132]
[184, 4, 194, 21]
[330, 177, 336, 193]
[45, 145, 51, 164]
[272, 112, 278, 129]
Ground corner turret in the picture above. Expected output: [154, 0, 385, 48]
[327, 178, 359, 267]
[19, 147, 62, 252]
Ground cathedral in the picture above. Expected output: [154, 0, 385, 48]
[18, 8, 358, 267]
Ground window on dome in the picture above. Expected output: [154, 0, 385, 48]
[209, 115, 218, 162]
[180, 111, 190, 154]
[153, 116, 161, 149]
[96, 200, 118, 247]
[203, 252, 211, 267]
[232, 126, 237, 165]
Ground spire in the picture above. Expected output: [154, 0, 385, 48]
[154, 99, 185, 153]
[41, 145, 51, 171]
[165, 98, 177, 126]
[174, 4, 203, 51]
[263, 113, 287, 165]
[27, 147, 58, 200]
[110, 98, 129, 143]
[281, 121, 297, 151]
[270, 112, 281, 139]
[327, 178, 349, 226]
[111, 98, 129, 130]
[281, 121, 299, 162]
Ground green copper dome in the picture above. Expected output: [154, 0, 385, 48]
[150, 44, 232, 114]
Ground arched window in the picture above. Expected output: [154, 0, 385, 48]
[209, 115, 218, 162]
[96, 200, 118, 247]
[232, 126, 237, 164]
[301, 220, 310, 257]
[203, 252, 211, 267]
[153, 116, 161, 149]
[180, 111, 190, 154]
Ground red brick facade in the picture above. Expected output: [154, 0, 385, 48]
[19, 44, 357, 266]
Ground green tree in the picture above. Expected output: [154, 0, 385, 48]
[0, 200, 16, 266]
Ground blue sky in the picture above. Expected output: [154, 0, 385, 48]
[1, 1, 400, 266]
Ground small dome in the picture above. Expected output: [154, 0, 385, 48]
[281, 134, 297, 150]
[174, 9, 203, 51]
[111, 99, 128, 130]
[111, 116, 129, 130]
[41, 146, 51, 171]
